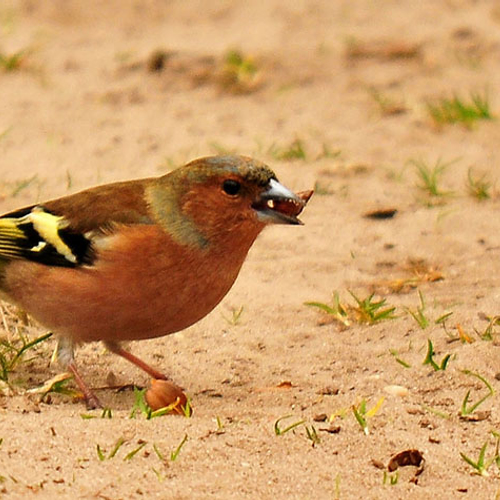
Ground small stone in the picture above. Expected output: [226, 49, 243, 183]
[313, 413, 328, 422]
[371, 459, 385, 470]
[406, 407, 424, 415]
[317, 386, 339, 396]
[384, 385, 409, 397]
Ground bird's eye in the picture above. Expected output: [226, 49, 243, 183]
[222, 179, 241, 196]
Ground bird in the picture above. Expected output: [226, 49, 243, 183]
[0, 155, 312, 408]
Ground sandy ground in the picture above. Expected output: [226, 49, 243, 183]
[2, 0, 500, 498]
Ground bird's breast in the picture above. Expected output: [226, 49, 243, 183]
[3, 225, 253, 343]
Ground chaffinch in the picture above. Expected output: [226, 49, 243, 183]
[0, 155, 312, 408]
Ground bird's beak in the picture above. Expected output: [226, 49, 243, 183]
[252, 179, 313, 225]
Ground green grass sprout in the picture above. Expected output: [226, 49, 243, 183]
[129, 387, 149, 418]
[81, 407, 113, 420]
[124, 441, 147, 461]
[423, 339, 451, 371]
[334, 473, 341, 499]
[269, 139, 307, 161]
[215, 416, 225, 433]
[466, 168, 492, 201]
[305, 425, 321, 446]
[348, 291, 397, 324]
[428, 92, 493, 128]
[0, 49, 27, 71]
[11, 174, 38, 197]
[460, 441, 492, 476]
[220, 49, 261, 93]
[170, 434, 188, 461]
[274, 415, 305, 436]
[222, 306, 244, 326]
[406, 290, 429, 329]
[389, 349, 411, 368]
[0, 330, 52, 382]
[420, 404, 451, 419]
[97, 437, 126, 461]
[304, 292, 350, 327]
[101, 407, 112, 419]
[411, 158, 455, 198]
[383, 471, 399, 485]
[152, 467, 166, 483]
[477, 315, 500, 341]
[352, 397, 384, 435]
[435, 312, 454, 325]
[369, 87, 406, 116]
[108, 437, 126, 459]
[317, 143, 342, 160]
[96, 444, 106, 462]
[306, 291, 396, 326]
[180, 397, 193, 418]
[460, 370, 494, 416]
[153, 443, 164, 461]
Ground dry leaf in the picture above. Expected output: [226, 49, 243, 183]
[364, 208, 398, 219]
[387, 449, 425, 482]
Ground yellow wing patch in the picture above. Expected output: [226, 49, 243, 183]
[0, 207, 80, 265]
[26, 207, 76, 263]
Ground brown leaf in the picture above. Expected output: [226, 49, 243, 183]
[319, 424, 341, 434]
[346, 40, 421, 61]
[387, 449, 425, 472]
[364, 208, 398, 220]
[276, 381, 294, 389]
[456, 324, 474, 344]
[254, 381, 295, 392]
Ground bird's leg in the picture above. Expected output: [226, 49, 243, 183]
[67, 361, 102, 409]
[55, 337, 102, 409]
[104, 341, 168, 380]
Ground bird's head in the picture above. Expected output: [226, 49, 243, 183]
[151, 155, 312, 249]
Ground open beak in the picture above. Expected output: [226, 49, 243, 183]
[252, 178, 313, 225]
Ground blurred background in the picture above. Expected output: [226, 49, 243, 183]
[2, 0, 499, 200]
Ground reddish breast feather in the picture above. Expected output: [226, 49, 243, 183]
[3, 224, 251, 342]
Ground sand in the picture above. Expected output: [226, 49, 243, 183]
[1, 1, 500, 498]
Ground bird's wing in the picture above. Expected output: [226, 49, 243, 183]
[0, 178, 154, 268]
